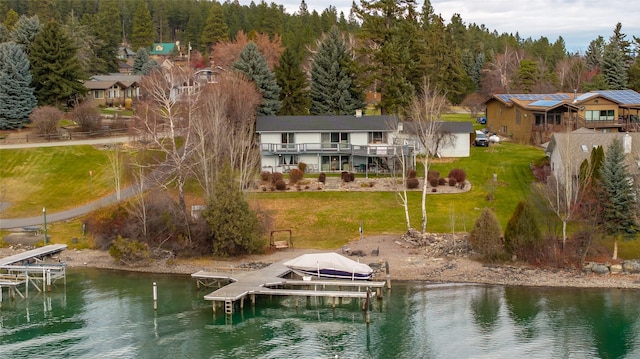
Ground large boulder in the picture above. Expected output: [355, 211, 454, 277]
[623, 260, 640, 273]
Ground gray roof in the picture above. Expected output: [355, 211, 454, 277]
[400, 121, 474, 135]
[547, 129, 640, 176]
[91, 74, 142, 84]
[256, 115, 397, 132]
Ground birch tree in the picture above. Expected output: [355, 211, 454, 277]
[409, 80, 448, 234]
[536, 132, 587, 251]
[134, 67, 199, 244]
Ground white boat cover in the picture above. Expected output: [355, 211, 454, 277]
[283, 252, 373, 278]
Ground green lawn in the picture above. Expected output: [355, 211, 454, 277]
[0, 141, 547, 249]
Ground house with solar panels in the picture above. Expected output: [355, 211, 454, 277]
[485, 90, 640, 144]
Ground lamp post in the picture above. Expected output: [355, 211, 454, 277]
[43, 207, 47, 245]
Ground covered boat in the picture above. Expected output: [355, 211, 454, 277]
[283, 253, 373, 280]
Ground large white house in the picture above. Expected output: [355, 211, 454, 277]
[256, 115, 474, 175]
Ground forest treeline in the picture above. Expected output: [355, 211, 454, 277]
[2, 0, 640, 114]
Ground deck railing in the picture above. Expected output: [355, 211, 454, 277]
[260, 143, 410, 156]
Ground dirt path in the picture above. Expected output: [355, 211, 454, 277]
[3, 234, 639, 289]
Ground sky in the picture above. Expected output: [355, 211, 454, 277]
[262, 0, 640, 54]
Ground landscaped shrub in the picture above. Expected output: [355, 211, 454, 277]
[427, 170, 440, 181]
[109, 236, 150, 265]
[298, 162, 307, 173]
[275, 179, 287, 190]
[341, 171, 355, 182]
[407, 169, 417, 178]
[318, 172, 326, 183]
[407, 177, 420, 189]
[260, 171, 271, 182]
[289, 168, 304, 183]
[271, 172, 283, 184]
[448, 168, 467, 183]
[448, 177, 457, 186]
[469, 208, 507, 262]
[438, 177, 447, 186]
[429, 178, 439, 187]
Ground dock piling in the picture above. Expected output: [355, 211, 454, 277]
[152, 282, 157, 310]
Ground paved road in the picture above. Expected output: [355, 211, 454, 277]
[0, 136, 135, 230]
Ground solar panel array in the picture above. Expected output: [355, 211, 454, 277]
[594, 90, 640, 104]
[529, 100, 562, 107]
[495, 93, 571, 103]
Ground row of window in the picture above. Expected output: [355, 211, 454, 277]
[93, 88, 138, 100]
[585, 110, 615, 122]
[280, 132, 387, 144]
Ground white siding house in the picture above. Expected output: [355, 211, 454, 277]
[256, 115, 412, 175]
[396, 121, 474, 158]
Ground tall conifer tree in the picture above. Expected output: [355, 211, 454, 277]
[201, 2, 229, 55]
[233, 42, 281, 116]
[0, 42, 36, 129]
[310, 26, 362, 115]
[30, 20, 86, 107]
[275, 47, 310, 115]
[131, 1, 154, 51]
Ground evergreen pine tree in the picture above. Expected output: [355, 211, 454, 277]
[233, 42, 281, 116]
[30, 20, 87, 107]
[275, 47, 310, 115]
[130, 1, 154, 51]
[599, 137, 638, 241]
[10, 14, 41, 55]
[310, 26, 362, 115]
[584, 36, 605, 72]
[133, 47, 152, 75]
[0, 24, 8, 42]
[504, 201, 542, 260]
[4, 8, 19, 31]
[469, 208, 505, 262]
[203, 165, 262, 257]
[602, 40, 628, 90]
[0, 42, 36, 129]
[200, 2, 229, 55]
[88, 1, 121, 74]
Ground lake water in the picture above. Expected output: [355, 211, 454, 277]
[1, 268, 639, 358]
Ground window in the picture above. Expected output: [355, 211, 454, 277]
[500, 125, 508, 134]
[94, 90, 104, 99]
[321, 132, 349, 148]
[368, 132, 386, 143]
[281, 133, 294, 143]
[585, 110, 615, 122]
[516, 109, 521, 125]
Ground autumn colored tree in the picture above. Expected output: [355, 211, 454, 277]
[211, 31, 283, 70]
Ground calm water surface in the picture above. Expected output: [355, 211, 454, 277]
[0, 268, 639, 358]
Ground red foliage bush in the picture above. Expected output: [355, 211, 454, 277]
[318, 172, 326, 183]
[275, 179, 287, 190]
[407, 169, 417, 178]
[260, 171, 271, 182]
[407, 177, 420, 189]
[429, 178, 439, 187]
[438, 177, 447, 186]
[289, 168, 304, 183]
[427, 170, 440, 181]
[447, 168, 467, 183]
[448, 177, 457, 186]
[271, 172, 283, 184]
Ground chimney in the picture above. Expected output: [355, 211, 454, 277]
[624, 132, 632, 154]
[355, 109, 362, 118]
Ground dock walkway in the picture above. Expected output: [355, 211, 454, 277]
[0, 244, 67, 266]
[192, 259, 386, 315]
[0, 244, 68, 303]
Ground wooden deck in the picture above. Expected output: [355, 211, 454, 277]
[0, 245, 68, 302]
[0, 244, 67, 266]
[192, 259, 386, 315]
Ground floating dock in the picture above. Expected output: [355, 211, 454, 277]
[0, 245, 68, 303]
[192, 259, 387, 315]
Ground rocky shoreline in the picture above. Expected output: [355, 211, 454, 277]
[2, 234, 640, 289]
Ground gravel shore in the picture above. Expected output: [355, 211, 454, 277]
[3, 234, 640, 289]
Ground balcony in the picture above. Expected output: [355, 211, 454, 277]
[260, 143, 410, 157]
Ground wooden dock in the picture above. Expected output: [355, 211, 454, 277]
[0, 245, 68, 303]
[192, 259, 387, 315]
[0, 244, 67, 266]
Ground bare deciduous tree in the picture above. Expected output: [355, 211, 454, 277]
[71, 102, 102, 132]
[133, 67, 199, 243]
[29, 106, 62, 135]
[409, 80, 449, 234]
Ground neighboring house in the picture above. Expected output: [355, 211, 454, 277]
[117, 46, 136, 63]
[545, 128, 640, 182]
[397, 121, 474, 158]
[84, 74, 142, 107]
[256, 115, 414, 175]
[485, 90, 640, 144]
